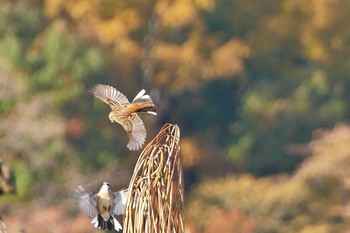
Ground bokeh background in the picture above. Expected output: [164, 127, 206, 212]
[1, 0, 350, 232]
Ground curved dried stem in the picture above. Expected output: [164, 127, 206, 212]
[124, 123, 184, 233]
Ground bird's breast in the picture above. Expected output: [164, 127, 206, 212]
[97, 194, 114, 219]
[109, 110, 127, 123]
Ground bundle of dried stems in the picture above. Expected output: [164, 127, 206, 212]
[123, 123, 184, 233]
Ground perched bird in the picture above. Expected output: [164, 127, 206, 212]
[75, 182, 129, 232]
[0, 159, 16, 194]
[89, 84, 157, 151]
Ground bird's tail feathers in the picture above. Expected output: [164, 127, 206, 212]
[91, 214, 122, 232]
[130, 89, 157, 115]
[132, 89, 146, 102]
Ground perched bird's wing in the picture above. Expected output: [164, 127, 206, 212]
[113, 189, 129, 215]
[89, 84, 130, 111]
[74, 185, 99, 218]
[123, 114, 146, 151]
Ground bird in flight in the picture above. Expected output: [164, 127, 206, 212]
[89, 84, 157, 151]
[75, 182, 129, 232]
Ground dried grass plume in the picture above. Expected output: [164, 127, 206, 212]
[123, 123, 184, 233]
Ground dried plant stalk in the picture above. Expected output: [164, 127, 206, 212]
[124, 123, 184, 233]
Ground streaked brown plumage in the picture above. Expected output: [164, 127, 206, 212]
[89, 84, 157, 151]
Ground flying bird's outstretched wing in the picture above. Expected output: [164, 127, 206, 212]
[89, 84, 130, 111]
[123, 114, 147, 151]
[74, 185, 99, 218]
[113, 189, 129, 215]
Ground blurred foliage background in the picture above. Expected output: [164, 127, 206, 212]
[1, 0, 350, 232]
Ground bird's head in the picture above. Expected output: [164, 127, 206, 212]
[108, 112, 115, 122]
[100, 182, 112, 193]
